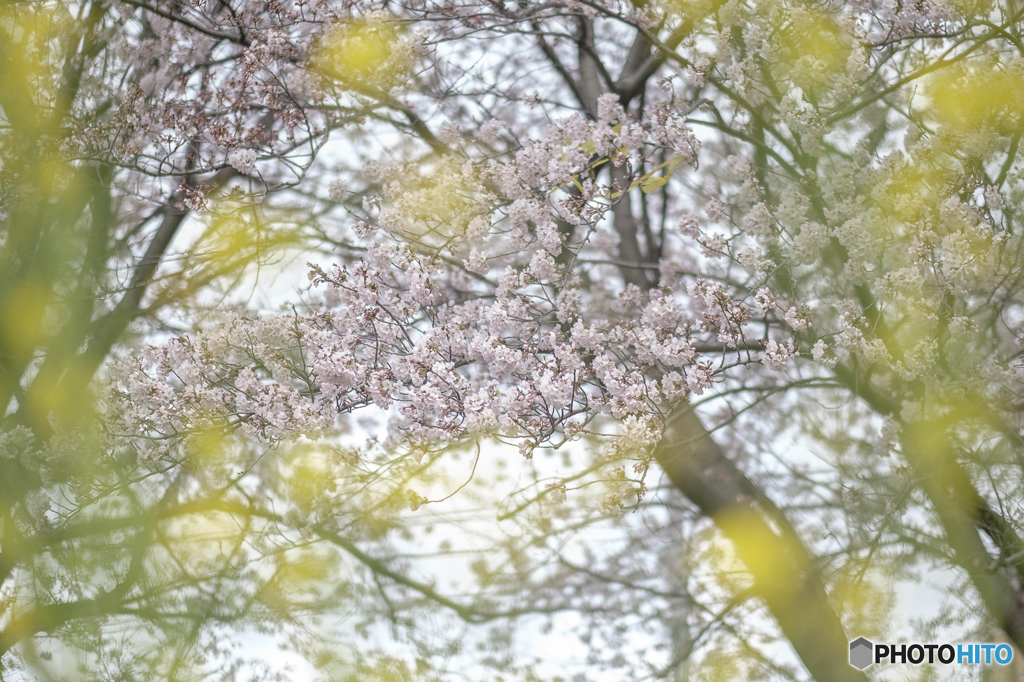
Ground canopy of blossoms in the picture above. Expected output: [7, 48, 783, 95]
[7, 0, 1024, 679]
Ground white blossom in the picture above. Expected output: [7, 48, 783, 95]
[762, 339, 797, 372]
[811, 339, 838, 368]
[437, 121, 462, 145]
[478, 119, 504, 143]
[227, 148, 257, 174]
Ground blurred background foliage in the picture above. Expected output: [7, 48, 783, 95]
[7, 0, 1024, 681]
[0, 2, 324, 678]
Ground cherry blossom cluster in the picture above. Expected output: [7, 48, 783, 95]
[108, 0, 1024, 512]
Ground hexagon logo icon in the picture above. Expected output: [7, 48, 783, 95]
[850, 637, 873, 669]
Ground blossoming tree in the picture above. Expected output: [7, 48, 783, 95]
[8, 0, 1024, 679]
[0, 0, 403, 677]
